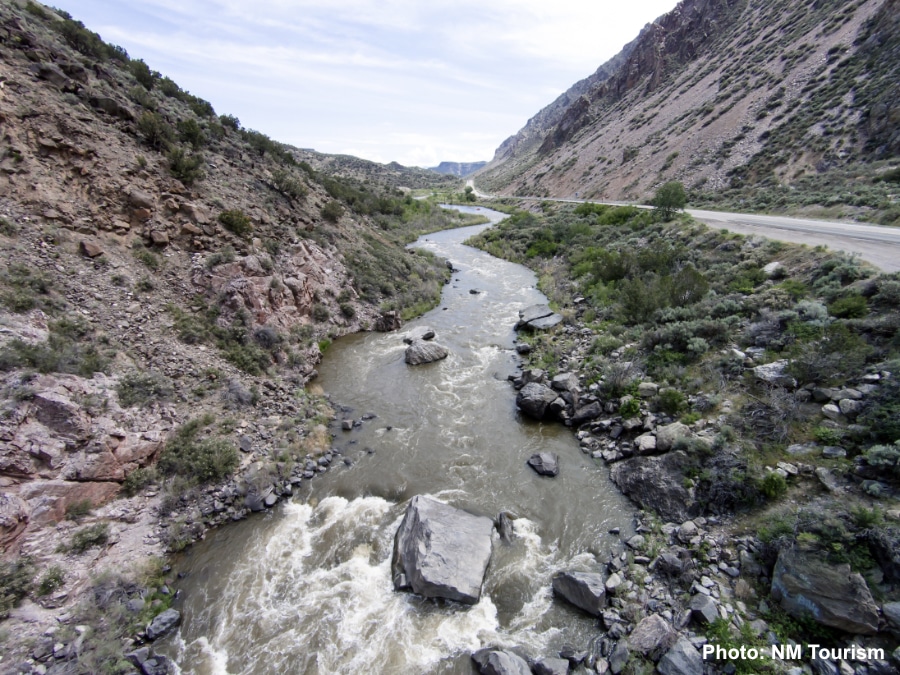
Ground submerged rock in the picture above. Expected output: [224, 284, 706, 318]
[392, 495, 494, 604]
[527, 452, 560, 477]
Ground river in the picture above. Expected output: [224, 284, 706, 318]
[158, 206, 635, 674]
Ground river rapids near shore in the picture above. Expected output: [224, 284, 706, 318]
[158, 206, 636, 674]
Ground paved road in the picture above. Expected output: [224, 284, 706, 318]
[466, 180, 900, 273]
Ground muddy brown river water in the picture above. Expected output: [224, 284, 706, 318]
[158, 206, 636, 674]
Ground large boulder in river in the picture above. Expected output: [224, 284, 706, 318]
[609, 452, 694, 522]
[516, 382, 560, 420]
[771, 547, 879, 634]
[515, 304, 563, 331]
[405, 340, 449, 365]
[551, 570, 607, 616]
[392, 495, 494, 604]
[471, 648, 532, 675]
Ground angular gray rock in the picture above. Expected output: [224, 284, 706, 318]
[571, 401, 602, 425]
[145, 608, 181, 640]
[657, 637, 704, 675]
[516, 304, 563, 331]
[405, 340, 449, 365]
[689, 593, 718, 625]
[551, 372, 579, 392]
[528, 452, 560, 477]
[753, 360, 797, 388]
[655, 422, 693, 453]
[532, 656, 570, 675]
[771, 548, 879, 634]
[628, 614, 676, 660]
[552, 571, 607, 616]
[609, 452, 694, 522]
[392, 495, 494, 604]
[516, 382, 560, 420]
[471, 648, 532, 675]
[609, 641, 630, 675]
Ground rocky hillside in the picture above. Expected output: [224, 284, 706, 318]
[477, 0, 900, 225]
[0, 2, 478, 664]
[428, 161, 488, 177]
[294, 150, 460, 191]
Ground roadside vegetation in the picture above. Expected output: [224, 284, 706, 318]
[468, 197, 900, 582]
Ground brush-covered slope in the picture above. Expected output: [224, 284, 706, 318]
[478, 0, 900, 224]
[0, 0, 473, 560]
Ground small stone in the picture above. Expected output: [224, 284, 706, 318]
[80, 241, 104, 258]
[626, 534, 645, 550]
[822, 446, 847, 459]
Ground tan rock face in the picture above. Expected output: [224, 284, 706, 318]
[2, 373, 163, 534]
[196, 240, 352, 328]
[0, 493, 31, 551]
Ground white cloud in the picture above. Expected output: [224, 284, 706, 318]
[59, 0, 679, 165]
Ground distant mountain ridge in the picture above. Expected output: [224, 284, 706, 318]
[429, 161, 487, 177]
[477, 0, 900, 221]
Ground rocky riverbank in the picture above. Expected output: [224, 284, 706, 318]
[466, 310, 900, 675]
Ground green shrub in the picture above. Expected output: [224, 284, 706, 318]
[167, 147, 204, 185]
[272, 169, 307, 201]
[219, 114, 240, 131]
[321, 200, 344, 223]
[760, 471, 788, 500]
[0, 318, 111, 376]
[813, 426, 844, 445]
[205, 246, 236, 269]
[129, 59, 154, 89]
[863, 442, 900, 478]
[312, 304, 330, 322]
[36, 566, 65, 596]
[339, 302, 356, 318]
[122, 466, 157, 496]
[651, 181, 687, 220]
[177, 118, 204, 148]
[136, 111, 173, 151]
[157, 417, 238, 485]
[65, 499, 93, 521]
[620, 397, 641, 418]
[0, 558, 34, 619]
[658, 389, 686, 416]
[0, 217, 18, 236]
[69, 523, 110, 553]
[218, 209, 253, 237]
[133, 246, 161, 270]
[851, 505, 884, 528]
[116, 370, 173, 407]
[859, 376, 900, 443]
[827, 294, 868, 318]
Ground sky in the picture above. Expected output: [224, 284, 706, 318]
[55, 0, 679, 167]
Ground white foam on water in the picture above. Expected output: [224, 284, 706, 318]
[172, 496, 527, 674]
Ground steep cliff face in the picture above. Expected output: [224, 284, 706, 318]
[490, 30, 644, 164]
[478, 0, 897, 212]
